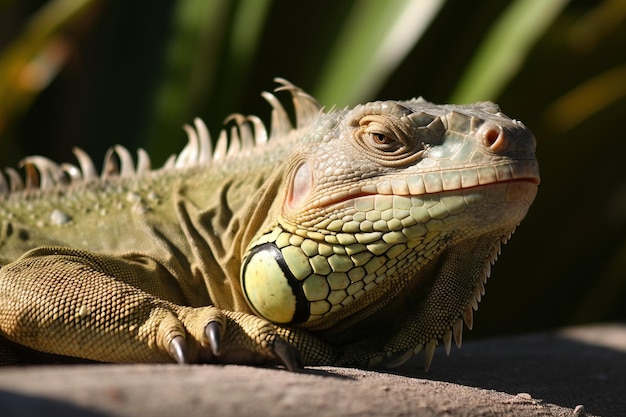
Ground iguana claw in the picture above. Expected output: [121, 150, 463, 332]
[271, 337, 302, 372]
[205, 321, 222, 356]
[168, 335, 188, 364]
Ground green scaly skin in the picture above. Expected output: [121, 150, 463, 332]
[0, 79, 539, 370]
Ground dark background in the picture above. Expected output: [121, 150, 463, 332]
[0, 0, 624, 341]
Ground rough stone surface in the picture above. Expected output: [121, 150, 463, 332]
[0, 323, 623, 417]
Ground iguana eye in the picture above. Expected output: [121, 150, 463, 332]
[359, 123, 405, 157]
[361, 119, 403, 152]
[368, 132, 402, 152]
[372, 133, 392, 144]
[352, 114, 426, 167]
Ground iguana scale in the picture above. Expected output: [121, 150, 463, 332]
[0, 79, 539, 370]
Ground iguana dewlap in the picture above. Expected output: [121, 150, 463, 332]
[0, 79, 539, 370]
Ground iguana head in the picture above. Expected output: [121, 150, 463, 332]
[241, 80, 539, 366]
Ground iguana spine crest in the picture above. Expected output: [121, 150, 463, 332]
[0, 78, 319, 199]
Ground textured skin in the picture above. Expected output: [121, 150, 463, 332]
[0, 80, 539, 369]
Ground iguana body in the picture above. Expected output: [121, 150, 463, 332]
[0, 79, 539, 370]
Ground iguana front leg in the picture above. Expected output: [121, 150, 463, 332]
[0, 247, 333, 369]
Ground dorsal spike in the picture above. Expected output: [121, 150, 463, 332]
[240, 125, 255, 151]
[213, 130, 228, 160]
[162, 154, 176, 169]
[0, 170, 8, 195]
[21, 156, 68, 190]
[21, 161, 39, 191]
[179, 124, 199, 168]
[136, 148, 151, 173]
[227, 125, 241, 157]
[274, 77, 322, 129]
[193, 118, 212, 164]
[113, 146, 135, 177]
[5, 167, 24, 193]
[225, 114, 254, 152]
[247, 115, 268, 145]
[20, 157, 45, 189]
[72, 147, 98, 180]
[101, 148, 120, 179]
[261, 91, 293, 140]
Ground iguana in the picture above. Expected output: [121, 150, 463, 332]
[0, 79, 539, 371]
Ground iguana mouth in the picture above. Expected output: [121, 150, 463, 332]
[322, 176, 539, 210]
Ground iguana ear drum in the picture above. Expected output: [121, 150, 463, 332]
[241, 243, 310, 324]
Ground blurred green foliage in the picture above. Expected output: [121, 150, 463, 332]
[0, 0, 624, 338]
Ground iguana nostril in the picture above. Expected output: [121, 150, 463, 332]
[480, 124, 507, 153]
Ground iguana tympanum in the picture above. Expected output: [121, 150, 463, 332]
[0, 79, 539, 371]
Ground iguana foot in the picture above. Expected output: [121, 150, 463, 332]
[163, 322, 302, 371]
[170, 307, 303, 370]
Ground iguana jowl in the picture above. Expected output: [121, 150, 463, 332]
[0, 79, 539, 370]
